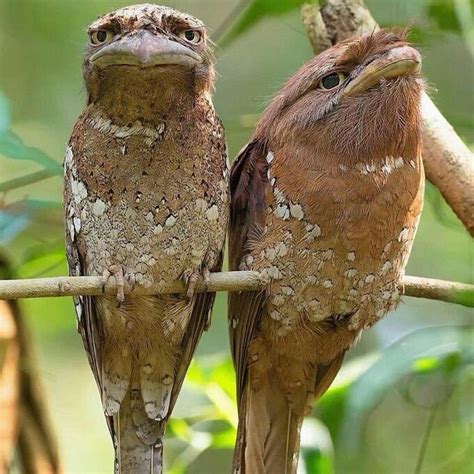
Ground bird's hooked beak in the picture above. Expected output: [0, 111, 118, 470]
[89, 30, 202, 69]
[342, 45, 421, 97]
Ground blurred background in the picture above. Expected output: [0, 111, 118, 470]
[0, 0, 472, 472]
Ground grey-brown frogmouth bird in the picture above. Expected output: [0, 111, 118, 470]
[64, 4, 228, 472]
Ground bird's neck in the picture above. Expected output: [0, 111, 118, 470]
[87, 69, 203, 125]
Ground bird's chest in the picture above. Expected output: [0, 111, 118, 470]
[64, 120, 228, 285]
[248, 155, 423, 336]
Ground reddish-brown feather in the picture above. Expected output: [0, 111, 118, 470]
[229, 29, 424, 474]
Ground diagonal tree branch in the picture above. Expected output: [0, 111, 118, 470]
[301, 0, 474, 236]
[0, 169, 57, 193]
[0, 273, 472, 307]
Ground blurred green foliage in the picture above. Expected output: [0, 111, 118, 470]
[0, 0, 473, 473]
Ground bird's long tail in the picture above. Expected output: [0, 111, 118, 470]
[113, 389, 166, 474]
[233, 355, 345, 474]
[233, 371, 306, 474]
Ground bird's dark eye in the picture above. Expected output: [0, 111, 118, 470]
[319, 72, 347, 90]
[90, 30, 113, 45]
[178, 29, 203, 44]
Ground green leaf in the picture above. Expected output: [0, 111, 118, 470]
[0, 92, 10, 134]
[219, 0, 309, 47]
[340, 326, 473, 449]
[0, 130, 61, 172]
[427, 0, 463, 32]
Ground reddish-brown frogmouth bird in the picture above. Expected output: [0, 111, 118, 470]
[229, 30, 424, 473]
[64, 4, 228, 472]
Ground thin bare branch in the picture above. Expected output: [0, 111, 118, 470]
[0, 169, 57, 193]
[403, 276, 473, 307]
[0, 273, 472, 307]
[0, 271, 265, 300]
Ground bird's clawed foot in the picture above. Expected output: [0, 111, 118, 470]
[182, 267, 211, 299]
[102, 265, 135, 305]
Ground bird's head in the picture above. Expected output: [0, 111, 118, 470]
[258, 30, 423, 162]
[83, 4, 214, 108]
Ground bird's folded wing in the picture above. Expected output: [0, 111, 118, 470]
[228, 139, 270, 402]
[65, 236, 116, 437]
[168, 253, 224, 415]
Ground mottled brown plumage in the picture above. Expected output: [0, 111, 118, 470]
[64, 4, 228, 472]
[229, 30, 424, 473]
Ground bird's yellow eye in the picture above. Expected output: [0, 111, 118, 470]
[178, 29, 203, 44]
[319, 72, 347, 90]
[90, 30, 114, 45]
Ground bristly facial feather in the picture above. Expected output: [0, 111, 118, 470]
[256, 30, 424, 162]
[83, 4, 215, 117]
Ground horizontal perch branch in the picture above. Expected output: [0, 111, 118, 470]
[0, 272, 472, 307]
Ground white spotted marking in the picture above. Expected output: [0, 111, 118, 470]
[71, 178, 88, 205]
[69, 222, 75, 241]
[366, 162, 376, 173]
[266, 151, 274, 164]
[206, 205, 219, 222]
[394, 157, 404, 168]
[267, 266, 283, 279]
[273, 295, 285, 306]
[304, 223, 321, 242]
[270, 310, 282, 321]
[344, 268, 358, 278]
[195, 198, 208, 213]
[398, 227, 410, 242]
[347, 251, 356, 261]
[308, 300, 320, 311]
[275, 242, 287, 257]
[323, 249, 334, 260]
[64, 146, 74, 175]
[322, 279, 333, 288]
[92, 198, 106, 216]
[275, 204, 290, 220]
[73, 217, 81, 233]
[289, 202, 304, 220]
[365, 274, 375, 283]
[305, 275, 317, 285]
[382, 291, 391, 300]
[356, 162, 369, 175]
[380, 261, 393, 275]
[142, 365, 152, 375]
[87, 113, 165, 146]
[381, 162, 392, 174]
[165, 215, 177, 227]
[273, 187, 286, 204]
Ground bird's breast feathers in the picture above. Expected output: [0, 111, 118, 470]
[245, 148, 423, 334]
[64, 107, 229, 286]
